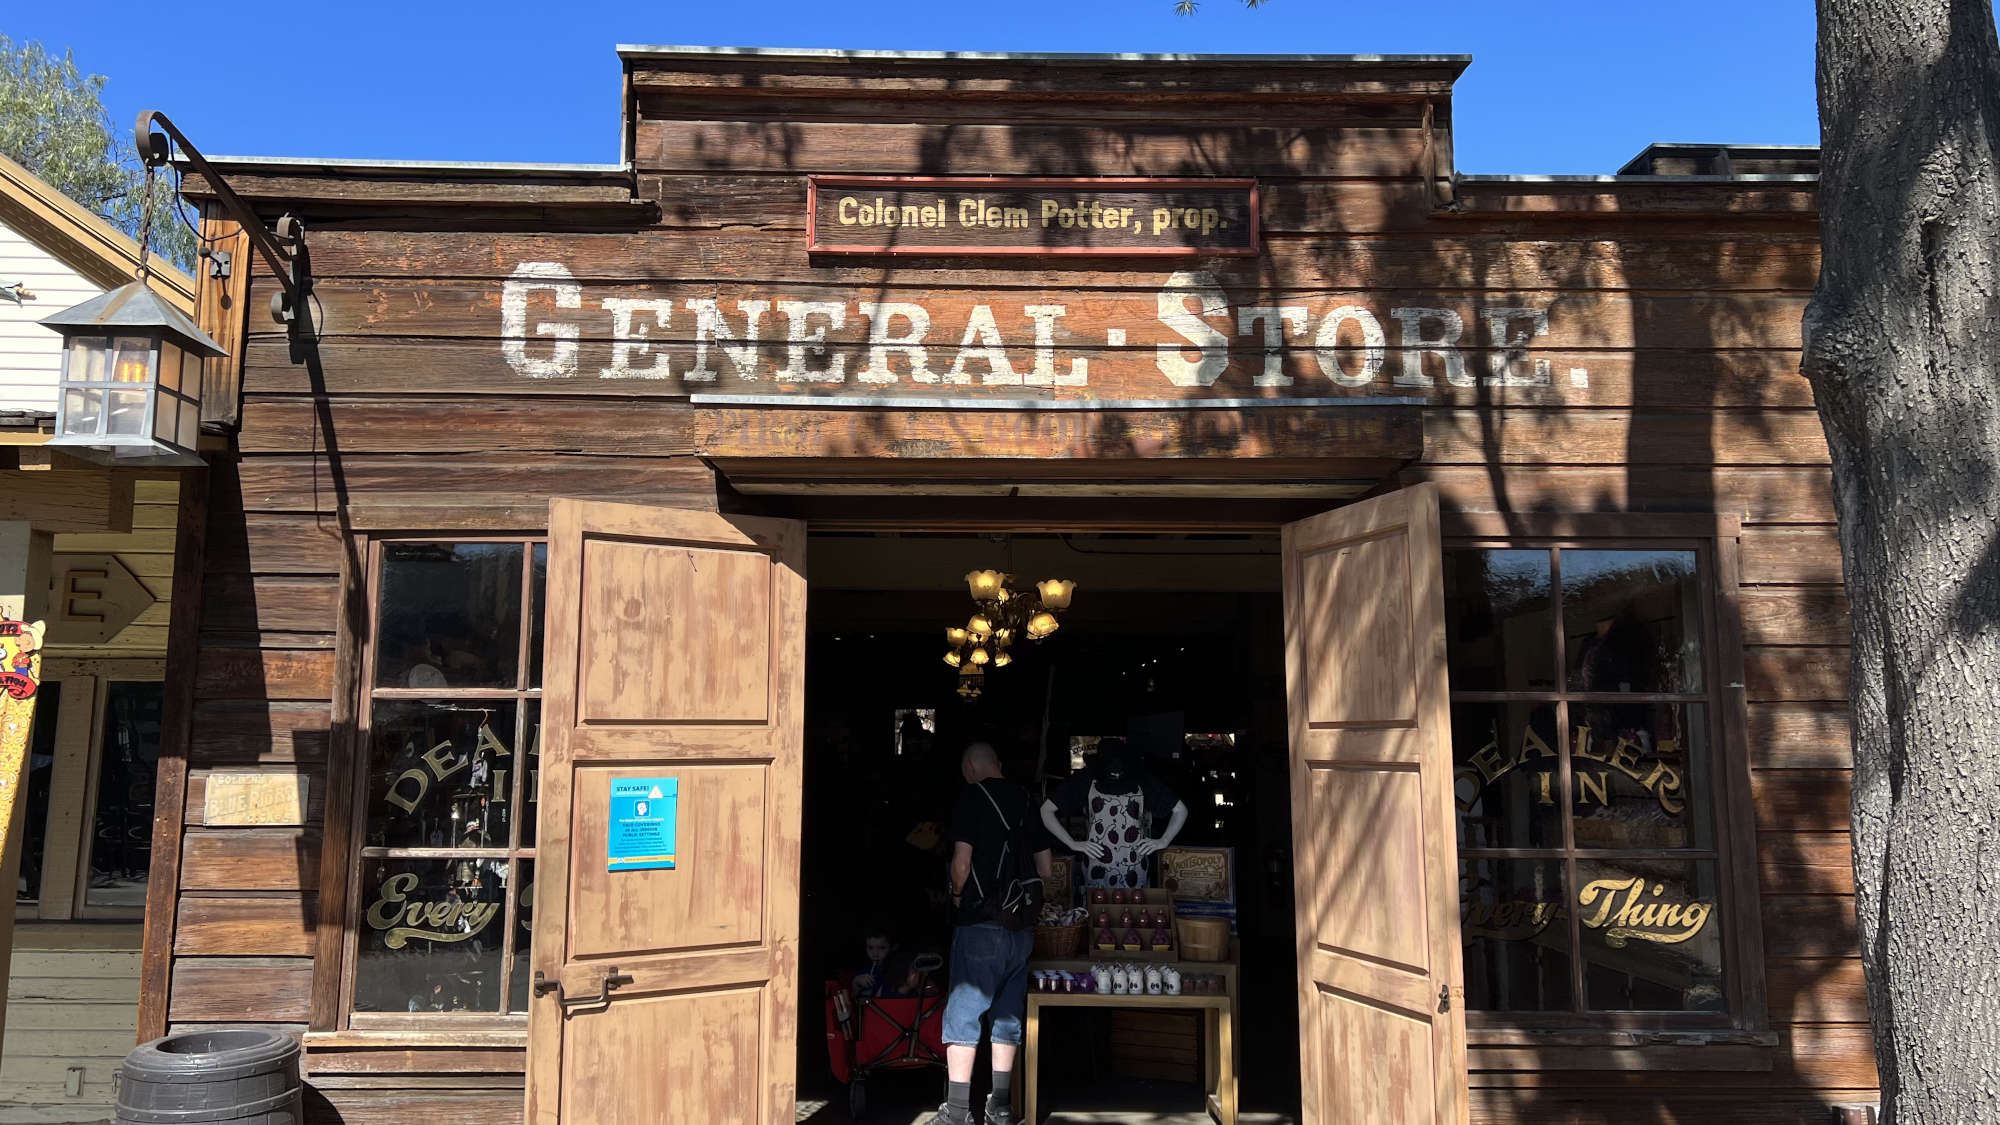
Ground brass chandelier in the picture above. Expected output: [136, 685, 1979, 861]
[945, 570, 1075, 698]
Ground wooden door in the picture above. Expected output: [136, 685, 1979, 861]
[525, 500, 805, 1125]
[1281, 483, 1468, 1125]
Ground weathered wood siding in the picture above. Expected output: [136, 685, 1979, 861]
[158, 50, 1868, 1124]
[0, 934, 141, 1125]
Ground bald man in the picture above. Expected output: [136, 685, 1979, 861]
[932, 742, 1053, 1125]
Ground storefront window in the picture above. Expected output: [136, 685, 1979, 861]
[1447, 545, 1730, 1018]
[16, 683, 62, 905]
[352, 539, 543, 1019]
[85, 681, 161, 908]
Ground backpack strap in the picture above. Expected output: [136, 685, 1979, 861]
[966, 781, 1021, 901]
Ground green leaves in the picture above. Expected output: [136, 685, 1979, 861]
[1174, 0, 1269, 14]
[0, 35, 194, 270]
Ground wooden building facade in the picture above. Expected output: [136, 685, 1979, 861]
[0, 151, 203, 1124]
[149, 47, 1871, 1124]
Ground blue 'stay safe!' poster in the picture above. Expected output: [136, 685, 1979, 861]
[607, 777, 678, 871]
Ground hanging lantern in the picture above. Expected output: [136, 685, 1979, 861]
[957, 664, 984, 701]
[1037, 579, 1076, 611]
[41, 281, 223, 466]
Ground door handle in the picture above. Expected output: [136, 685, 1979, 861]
[533, 967, 635, 1012]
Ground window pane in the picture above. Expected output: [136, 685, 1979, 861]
[110, 337, 153, 383]
[518, 700, 542, 849]
[1444, 549, 1555, 692]
[16, 683, 61, 904]
[1452, 702, 1563, 850]
[105, 389, 149, 437]
[1571, 702, 1713, 851]
[375, 543, 524, 689]
[152, 395, 177, 442]
[528, 543, 547, 689]
[366, 702, 518, 850]
[1460, 858, 1572, 1011]
[354, 857, 507, 1013]
[1563, 550, 1704, 693]
[65, 336, 108, 383]
[1578, 858, 1726, 1012]
[507, 858, 535, 1012]
[158, 342, 183, 393]
[61, 388, 101, 436]
[86, 682, 162, 908]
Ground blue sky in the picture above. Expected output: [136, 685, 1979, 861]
[13, 0, 1817, 175]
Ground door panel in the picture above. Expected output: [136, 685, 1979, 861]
[566, 763, 768, 957]
[559, 987, 763, 1123]
[527, 500, 805, 1125]
[1283, 484, 1467, 1125]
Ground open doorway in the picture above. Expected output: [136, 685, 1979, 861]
[795, 531, 1301, 1123]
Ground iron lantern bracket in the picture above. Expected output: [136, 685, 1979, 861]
[136, 110, 314, 346]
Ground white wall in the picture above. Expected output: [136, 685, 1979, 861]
[0, 219, 103, 416]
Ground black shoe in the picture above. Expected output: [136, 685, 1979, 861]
[984, 1097, 1017, 1125]
[924, 1103, 972, 1125]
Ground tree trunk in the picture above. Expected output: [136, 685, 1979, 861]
[1804, 3, 2000, 1123]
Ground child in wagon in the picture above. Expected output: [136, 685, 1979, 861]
[852, 927, 925, 999]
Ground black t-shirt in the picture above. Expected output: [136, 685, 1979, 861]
[1050, 768, 1179, 825]
[949, 778, 1047, 926]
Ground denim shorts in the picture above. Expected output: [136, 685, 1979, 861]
[942, 922, 1034, 1046]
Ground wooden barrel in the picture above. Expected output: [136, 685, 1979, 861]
[115, 1028, 301, 1125]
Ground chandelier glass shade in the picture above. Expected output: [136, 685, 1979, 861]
[942, 570, 1075, 674]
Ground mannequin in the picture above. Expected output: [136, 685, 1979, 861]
[1040, 739, 1188, 889]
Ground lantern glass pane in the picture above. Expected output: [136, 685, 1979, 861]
[105, 389, 148, 436]
[158, 342, 183, 393]
[182, 348, 203, 409]
[153, 397, 177, 443]
[109, 337, 154, 385]
[61, 388, 101, 436]
[65, 337, 108, 385]
[178, 402, 199, 449]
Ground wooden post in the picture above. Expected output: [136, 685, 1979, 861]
[0, 518, 53, 1061]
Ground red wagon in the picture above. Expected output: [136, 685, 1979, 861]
[824, 974, 948, 1118]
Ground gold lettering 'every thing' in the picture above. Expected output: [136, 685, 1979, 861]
[1576, 877, 1714, 947]
[365, 872, 500, 949]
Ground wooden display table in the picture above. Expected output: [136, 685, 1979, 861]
[1022, 957, 1239, 1125]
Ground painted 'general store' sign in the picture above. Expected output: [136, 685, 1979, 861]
[499, 263, 1586, 392]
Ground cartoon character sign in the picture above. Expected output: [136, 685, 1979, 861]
[0, 620, 38, 701]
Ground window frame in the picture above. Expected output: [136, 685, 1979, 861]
[17, 661, 167, 924]
[337, 534, 546, 1032]
[1442, 512, 1768, 1038]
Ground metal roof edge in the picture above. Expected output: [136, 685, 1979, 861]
[1458, 173, 1819, 184]
[616, 44, 1474, 69]
[180, 155, 632, 177]
[1631, 142, 1821, 152]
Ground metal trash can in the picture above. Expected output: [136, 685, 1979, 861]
[115, 1027, 301, 1125]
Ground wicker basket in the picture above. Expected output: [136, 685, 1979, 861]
[1033, 921, 1085, 960]
[1176, 916, 1228, 962]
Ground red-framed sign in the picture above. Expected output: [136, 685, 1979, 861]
[805, 175, 1260, 257]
